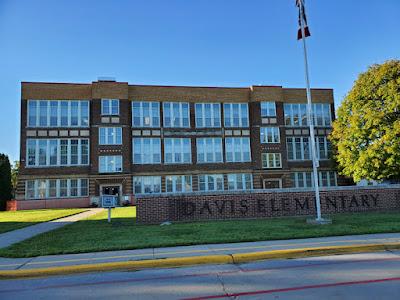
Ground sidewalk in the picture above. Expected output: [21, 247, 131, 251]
[0, 208, 103, 249]
[1, 232, 400, 272]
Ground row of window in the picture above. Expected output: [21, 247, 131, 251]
[284, 103, 331, 127]
[26, 178, 88, 199]
[26, 139, 89, 167]
[133, 173, 253, 194]
[28, 100, 90, 127]
[28, 100, 332, 129]
[290, 171, 337, 188]
[286, 136, 332, 160]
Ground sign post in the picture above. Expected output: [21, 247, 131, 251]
[101, 195, 117, 223]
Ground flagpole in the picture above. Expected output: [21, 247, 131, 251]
[298, 1, 322, 221]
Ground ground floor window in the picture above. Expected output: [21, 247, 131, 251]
[133, 176, 161, 194]
[165, 175, 192, 193]
[290, 171, 337, 188]
[227, 173, 253, 191]
[198, 174, 224, 192]
[25, 178, 89, 199]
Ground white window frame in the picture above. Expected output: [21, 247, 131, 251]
[223, 103, 249, 128]
[162, 102, 190, 128]
[198, 174, 224, 192]
[164, 138, 192, 164]
[227, 173, 253, 191]
[133, 176, 162, 194]
[284, 103, 332, 127]
[260, 101, 276, 117]
[132, 101, 160, 127]
[27, 100, 90, 127]
[196, 138, 223, 163]
[260, 127, 280, 143]
[225, 137, 251, 162]
[195, 103, 221, 128]
[25, 178, 89, 200]
[132, 138, 161, 164]
[291, 171, 337, 188]
[99, 155, 122, 173]
[99, 127, 122, 145]
[262, 153, 282, 168]
[165, 175, 192, 193]
[101, 99, 120, 116]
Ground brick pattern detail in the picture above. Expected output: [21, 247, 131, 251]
[136, 187, 400, 224]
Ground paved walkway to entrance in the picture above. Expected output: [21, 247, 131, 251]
[0, 208, 103, 249]
[0, 232, 399, 271]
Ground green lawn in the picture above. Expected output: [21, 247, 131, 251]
[1, 207, 400, 258]
[0, 209, 87, 234]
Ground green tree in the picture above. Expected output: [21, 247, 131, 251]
[11, 161, 20, 198]
[330, 60, 400, 182]
[0, 154, 13, 210]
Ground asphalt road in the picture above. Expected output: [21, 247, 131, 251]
[1, 251, 400, 299]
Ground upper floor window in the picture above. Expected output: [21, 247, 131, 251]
[227, 173, 253, 191]
[163, 102, 190, 128]
[195, 103, 221, 128]
[133, 176, 161, 194]
[284, 103, 331, 127]
[27, 100, 89, 127]
[133, 138, 161, 164]
[260, 127, 280, 143]
[101, 99, 119, 115]
[99, 155, 122, 173]
[225, 137, 251, 162]
[132, 101, 160, 127]
[99, 127, 122, 145]
[198, 174, 224, 192]
[26, 139, 89, 167]
[223, 103, 249, 127]
[166, 175, 192, 193]
[262, 153, 282, 168]
[196, 138, 223, 163]
[286, 136, 331, 161]
[164, 138, 191, 164]
[260, 102, 276, 117]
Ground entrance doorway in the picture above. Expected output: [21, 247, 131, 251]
[100, 185, 122, 206]
[263, 179, 282, 189]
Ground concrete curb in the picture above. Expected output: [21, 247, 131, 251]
[1, 242, 400, 280]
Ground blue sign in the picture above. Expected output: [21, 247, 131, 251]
[101, 195, 117, 208]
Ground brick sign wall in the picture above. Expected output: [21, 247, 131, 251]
[136, 185, 400, 224]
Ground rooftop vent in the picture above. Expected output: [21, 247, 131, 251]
[97, 76, 116, 82]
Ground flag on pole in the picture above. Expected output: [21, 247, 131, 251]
[296, 0, 311, 40]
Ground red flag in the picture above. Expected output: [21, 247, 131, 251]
[296, 0, 311, 40]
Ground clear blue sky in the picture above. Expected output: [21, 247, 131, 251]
[0, 0, 399, 162]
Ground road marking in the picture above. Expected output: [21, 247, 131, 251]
[1, 256, 400, 293]
[183, 276, 400, 299]
[0, 236, 399, 268]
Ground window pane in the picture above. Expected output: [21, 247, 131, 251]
[60, 101, 69, 126]
[50, 101, 58, 126]
[81, 101, 89, 126]
[39, 101, 48, 126]
[70, 101, 79, 126]
[28, 101, 37, 127]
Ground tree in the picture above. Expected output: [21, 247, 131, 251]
[330, 60, 400, 182]
[11, 161, 20, 198]
[0, 154, 13, 210]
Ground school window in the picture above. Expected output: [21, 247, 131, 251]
[223, 103, 249, 127]
[27, 100, 90, 127]
[26, 139, 89, 167]
[164, 138, 191, 164]
[195, 103, 221, 128]
[196, 138, 223, 163]
[262, 153, 282, 168]
[290, 171, 337, 188]
[99, 127, 122, 145]
[225, 137, 251, 162]
[132, 138, 161, 164]
[286, 137, 311, 160]
[165, 175, 192, 193]
[227, 174, 253, 191]
[101, 99, 119, 115]
[25, 178, 89, 199]
[260, 102, 276, 117]
[133, 176, 161, 194]
[163, 102, 190, 128]
[99, 155, 122, 173]
[284, 103, 331, 127]
[132, 101, 160, 127]
[260, 127, 280, 143]
[198, 174, 224, 192]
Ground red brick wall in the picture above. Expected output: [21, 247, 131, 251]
[9, 198, 90, 210]
[136, 186, 400, 224]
